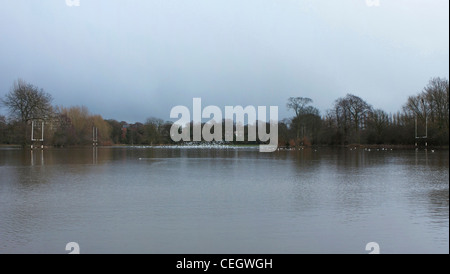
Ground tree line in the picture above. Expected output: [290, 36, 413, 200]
[0, 79, 175, 146]
[280, 77, 448, 147]
[0, 77, 448, 147]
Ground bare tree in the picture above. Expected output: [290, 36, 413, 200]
[286, 97, 320, 143]
[334, 94, 372, 144]
[146, 117, 164, 131]
[404, 78, 449, 124]
[423, 77, 449, 130]
[404, 94, 427, 119]
[145, 117, 164, 144]
[1, 79, 53, 122]
[287, 97, 313, 117]
[368, 109, 390, 142]
[404, 77, 449, 144]
[0, 115, 7, 143]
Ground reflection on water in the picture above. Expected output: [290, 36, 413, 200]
[0, 147, 448, 254]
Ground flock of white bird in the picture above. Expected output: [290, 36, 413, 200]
[130, 144, 436, 153]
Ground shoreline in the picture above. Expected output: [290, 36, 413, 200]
[1, 143, 448, 150]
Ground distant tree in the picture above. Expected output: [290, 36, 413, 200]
[404, 94, 427, 120]
[119, 121, 129, 143]
[56, 106, 111, 145]
[366, 109, 390, 144]
[403, 77, 449, 145]
[287, 97, 313, 117]
[160, 121, 174, 144]
[127, 123, 145, 145]
[146, 117, 164, 129]
[92, 114, 112, 145]
[144, 117, 164, 145]
[277, 119, 290, 147]
[3, 120, 25, 145]
[105, 119, 122, 144]
[286, 97, 320, 144]
[59, 106, 90, 144]
[52, 113, 77, 146]
[334, 94, 372, 144]
[1, 79, 53, 122]
[1, 79, 53, 145]
[319, 110, 341, 145]
[0, 115, 7, 143]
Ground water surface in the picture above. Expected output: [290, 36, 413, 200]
[0, 147, 448, 254]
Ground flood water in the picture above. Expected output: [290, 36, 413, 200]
[0, 147, 448, 254]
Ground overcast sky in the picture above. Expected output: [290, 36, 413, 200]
[0, 0, 448, 123]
